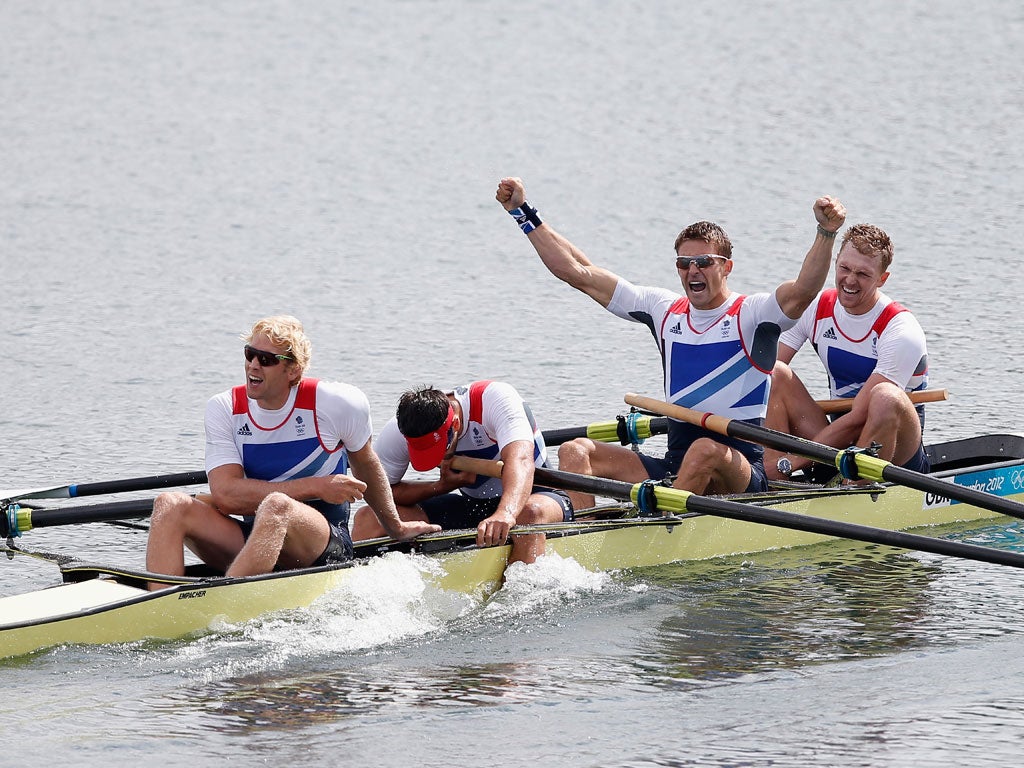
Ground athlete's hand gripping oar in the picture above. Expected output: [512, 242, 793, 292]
[624, 393, 1024, 522]
[451, 457, 1024, 570]
[2, 470, 208, 504]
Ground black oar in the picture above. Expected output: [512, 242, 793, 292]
[2, 498, 159, 537]
[540, 390, 949, 447]
[624, 392, 1024, 523]
[451, 456, 1024, 570]
[4, 470, 208, 503]
[542, 415, 668, 446]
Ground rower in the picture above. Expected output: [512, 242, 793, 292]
[495, 175, 846, 507]
[763, 224, 930, 482]
[350, 381, 573, 566]
[144, 315, 438, 588]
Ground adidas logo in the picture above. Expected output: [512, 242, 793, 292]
[823, 327, 838, 340]
[237, 423, 252, 436]
[669, 322, 683, 335]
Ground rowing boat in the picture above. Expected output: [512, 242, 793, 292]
[3, 433, 1024, 660]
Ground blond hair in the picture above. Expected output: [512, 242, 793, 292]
[243, 315, 312, 375]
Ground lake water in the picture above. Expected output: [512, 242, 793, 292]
[2, 1, 1023, 765]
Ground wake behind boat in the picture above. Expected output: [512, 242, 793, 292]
[4, 433, 1024, 660]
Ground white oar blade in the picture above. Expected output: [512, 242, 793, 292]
[1, 486, 72, 503]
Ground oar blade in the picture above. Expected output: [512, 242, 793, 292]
[2, 485, 72, 503]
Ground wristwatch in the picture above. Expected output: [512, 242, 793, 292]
[776, 457, 793, 477]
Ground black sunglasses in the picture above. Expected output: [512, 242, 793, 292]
[675, 254, 728, 270]
[244, 345, 293, 367]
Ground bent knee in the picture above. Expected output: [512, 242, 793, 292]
[517, 497, 566, 525]
[771, 360, 794, 380]
[255, 491, 295, 519]
[558, 438, 593, 463]
[152, 491, 195, 518]
[150, 491, 204, 531]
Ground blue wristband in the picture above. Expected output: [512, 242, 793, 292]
[508, 201, 542, 234]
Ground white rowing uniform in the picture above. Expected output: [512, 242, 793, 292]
[204, 377, 373, 525]
[376, 380, 547, 499]
[780, 288, 929, 399]
[606, 281, 796, 462]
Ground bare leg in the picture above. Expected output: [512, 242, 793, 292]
[507, 493, 569, 565]
[858, 383, 924, 465]
[225, 492, 331, 577]
[764, 362, 829, 479]
[146, 491, 244, 590]
[673, 437, 752, 495]
[557, 439, 650, 510]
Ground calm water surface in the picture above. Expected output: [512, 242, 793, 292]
[3, 1, 1023, 765]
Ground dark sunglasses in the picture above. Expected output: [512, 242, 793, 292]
[243, 345, 293, 367]
[675, 254, 728, 270]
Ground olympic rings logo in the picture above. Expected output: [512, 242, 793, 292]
[1010, 469, 1024, 489]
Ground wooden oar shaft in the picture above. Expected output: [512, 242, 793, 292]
[817, 387, 948, 414]
[452, 456, 1024, 570]
[624, 393, 1024, 523]
[540, 392, 948, 447]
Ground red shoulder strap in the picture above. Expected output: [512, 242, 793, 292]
[231, 385, 248, 415]
[294, 378, 319, 409]
[468, 380, 492, 424]
[726, 295, 744, 316]
[811, 289, 838, 338]
[871, 301, 908, 336]
[816, 289, 838, 320]
[658, 297, 689, 348]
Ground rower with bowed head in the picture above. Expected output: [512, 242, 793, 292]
[350, 381, 573, 565]
[495, 177, 846, 508]
[145, 315, 439, 588]
[763, 224, 930, 481]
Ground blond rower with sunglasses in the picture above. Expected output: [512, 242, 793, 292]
[495, 177, 846, 508]
[145, 315, 438, 587]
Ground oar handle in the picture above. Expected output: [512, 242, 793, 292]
[450, 456, 504, 478]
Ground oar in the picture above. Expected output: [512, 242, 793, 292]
[542, 415, 668, 445]
[817, 387, 948, 414]
[450, 457, 1024, 570]
[2, 498, 159, 537]
[3, 470, 208, 503]
[623, 393, 1024, 522]
[540, 389, 949, 446]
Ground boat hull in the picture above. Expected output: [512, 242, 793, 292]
[3, 437, 1024, 659]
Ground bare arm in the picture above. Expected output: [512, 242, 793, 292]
[348, 438, 440, 540]
[387, 460, 478, 507]
[777, 342, 798, 365]
[208, 463, 366, 516]
[775, 196, 847, 319]
[496, 176, 621, 307]
[475, 439, 536, 547]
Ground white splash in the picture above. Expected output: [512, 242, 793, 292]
[482, 551, 612, 620]
[170, 552, 481, 680]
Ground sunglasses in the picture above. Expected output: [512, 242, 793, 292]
[675, 254, 729, 270]
[243, 345, 293, 367]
